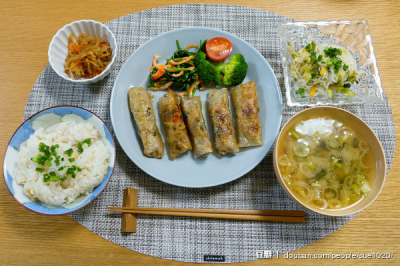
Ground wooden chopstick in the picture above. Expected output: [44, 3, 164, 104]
[107, 207, 305, 223]
[108, 207, 304, 217]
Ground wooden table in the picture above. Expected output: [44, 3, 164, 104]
[1, 0, 399, 265]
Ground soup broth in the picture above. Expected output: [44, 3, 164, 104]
[278, 115, 375, 211]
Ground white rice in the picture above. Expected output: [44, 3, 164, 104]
[13, 120, 109, 207]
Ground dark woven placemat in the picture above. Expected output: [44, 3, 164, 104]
[24, 4, 395, 263]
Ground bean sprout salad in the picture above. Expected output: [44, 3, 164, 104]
[290, 42, 359, 99]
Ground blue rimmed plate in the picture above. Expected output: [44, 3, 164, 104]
[110, 27, 282, 188]
[3, 105, 116, 215]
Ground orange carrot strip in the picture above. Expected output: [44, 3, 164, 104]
[188, 80, 202, 97]
[184, 44, 200, 50]
[168, 55, 195, 66]
[171, 71, 184, 78]
[71, 43, 81, 53]
[151, 64, 166, 80]
[69, 61, 81, 69]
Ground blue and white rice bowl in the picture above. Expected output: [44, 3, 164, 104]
[3, 106, 116, 215]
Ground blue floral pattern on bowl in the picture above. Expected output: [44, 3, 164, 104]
[3, 106, 116, 215]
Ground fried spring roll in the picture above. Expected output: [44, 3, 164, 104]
[128, 87, 165, 158]
[159, 92, 192, 159]
[208, 88, 239, 154]
[180, 96, 213, 158]
[231, 81, 263, 147]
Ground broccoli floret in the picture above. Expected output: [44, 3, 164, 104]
[194, 51, 222, 85]
[194, 51, 248, 86]
[220, 54, 248, 86]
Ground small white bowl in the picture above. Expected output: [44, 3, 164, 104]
[48, 20, 118, 84]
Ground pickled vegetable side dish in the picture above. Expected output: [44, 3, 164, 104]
[277, 115, 375, 210]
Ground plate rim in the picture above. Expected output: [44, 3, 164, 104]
[110, 26, 282, 188]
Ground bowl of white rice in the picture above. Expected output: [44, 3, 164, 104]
[3, 106, 116, 215]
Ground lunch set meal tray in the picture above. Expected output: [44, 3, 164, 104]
[23, 4, 395, 263]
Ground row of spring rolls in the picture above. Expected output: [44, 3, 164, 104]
[128, 80, 262, 160]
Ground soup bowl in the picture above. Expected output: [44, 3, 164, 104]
[273, 106, 386, 216]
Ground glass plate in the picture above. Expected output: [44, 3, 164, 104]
[278, 19, 383, 106]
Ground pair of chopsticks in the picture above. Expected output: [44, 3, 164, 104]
[107, 207, 305, 223]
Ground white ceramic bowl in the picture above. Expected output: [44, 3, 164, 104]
[48, 20, 117, 84]
[273, 107, 387, 216]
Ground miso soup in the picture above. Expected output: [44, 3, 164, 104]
[277, 115, 375, 210]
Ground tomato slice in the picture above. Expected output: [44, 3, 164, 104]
[205, 37, 232, 62]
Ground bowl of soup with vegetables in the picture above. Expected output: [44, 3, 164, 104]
[273, 107, 386, 216]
